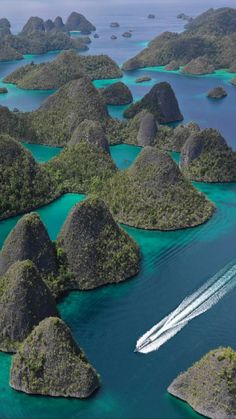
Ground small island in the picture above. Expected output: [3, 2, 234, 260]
[135, 76, 152, 83]
[0, 87, 8, 94]
[122, 32, 132, 38]
[207, 86, 228, 99]
[10, 317, 100, 398]
[57, 197, 140, 289]
[4, 50, 122, 90]
[110, 22, 120, 28]
[93, 147, 215, 230]
[168, 347, 236, 419]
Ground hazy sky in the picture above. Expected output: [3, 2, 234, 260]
[1, 0, 236, 30]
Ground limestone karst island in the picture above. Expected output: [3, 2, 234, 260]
[0, 1, 235, 418]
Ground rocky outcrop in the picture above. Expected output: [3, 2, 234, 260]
[0, 261, 58, 352]
[101, 82, 133, 105]
[44, 19, 55, 33]
[124, 82, 183, 123]
[135, 76, 152, 83]
[0, 18, 11, 36]
[46, 141, 116, 193]
[54, 16, 65, 31]
[158, 122, 200, 152]
[180, 128, 236, 182]
[0, 135, 56, 219]
[0, 87, 8, 94]
[69, 120, 110, 153]
[148, 14, 155, 19]
[0, 105, 33, 140]
[29, 77, 109, 146]
[181, 57, 215, 75]
[21, 17, 45, 34]
[110, 22, 120, 28]
[5, 50, 122, 90]
[168, 347, 236, 419]
[0, 213, 58, 277]
[111, 35, 117, 40]
[207, 87, 227, 99]
[10, 317, 100, 398]
[57, 198, 140, 290]
[177, 13, 192, 22]
[0, 13, 93, 63]
[122, 32, 132, 38]
[65, 12, 96, 34]
[165, 60, 180, 71]
[95, 147, 214, 230]
[0, 44, 23, 61]
[137, 112, 158, 146]
[231, 78, 236, 86]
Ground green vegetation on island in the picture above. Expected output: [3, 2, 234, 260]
[122, 8, 236, 74]
[180, 128, 236, 182]
[157, 122, 200, 152]
[0, 261, 58, 352]
[28, 77, 109, 146]
[57, 198, 140, 290]
[10, 317, 100, 398]
[168, 347, 236, 419]
[0, 213, 58, 277]
[45, 141, 116, 194]
[0, 11, 95, 62]
[0, 135, 57, 220]
[91, 147, 215, 230]
[4, 50, 122, 90]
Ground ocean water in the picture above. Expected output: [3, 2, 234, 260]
[0, 1, 236, 418]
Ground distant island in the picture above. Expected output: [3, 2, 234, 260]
[168, 347, 236, 418]
[0, 11, 95, 61]
[4, 50, 122, 89]
[123, 8, 236, 75]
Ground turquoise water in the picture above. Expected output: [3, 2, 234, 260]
[21, 142, 140, 167]
[110, 144, 141, 169]
[22, 142, 62, 162]
[170, 151, 180, 164]
[0, 194, 85, 249]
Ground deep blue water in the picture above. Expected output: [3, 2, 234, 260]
[0, 1, 236, 419]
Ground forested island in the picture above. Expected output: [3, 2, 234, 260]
[0, 11, 95, 61]
[123, 8, 236, 75]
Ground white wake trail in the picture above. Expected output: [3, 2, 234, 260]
[136, 261, 236, 354]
